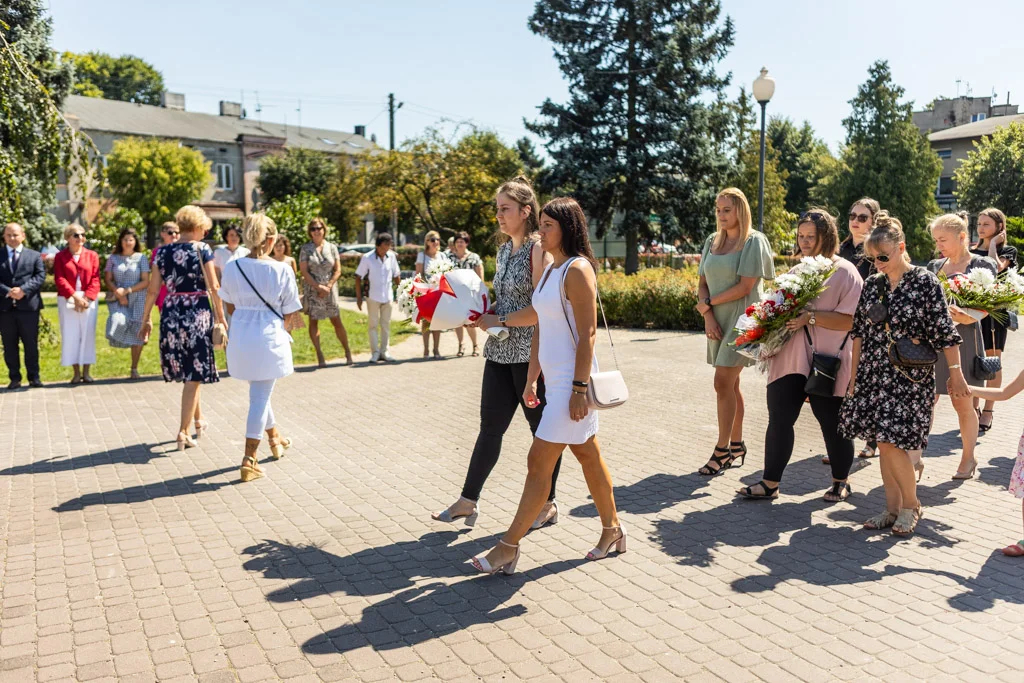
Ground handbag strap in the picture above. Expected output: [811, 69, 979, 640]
[234, 259, 284, 321]
[803, 323, 850, 351]
[557, 257, 618, 371]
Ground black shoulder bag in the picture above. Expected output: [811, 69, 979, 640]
[875, 269, 937, 379]
[973, 322, 1001, 381]
[803, 326, 849, 397]
[234, 261, 304, 332]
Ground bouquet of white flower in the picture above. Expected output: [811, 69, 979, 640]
[731, 255, 837, 369]
[940, 267, 1024, 325]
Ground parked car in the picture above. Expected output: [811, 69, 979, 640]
[339, 243, 375, 256]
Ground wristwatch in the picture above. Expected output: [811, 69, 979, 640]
[703, 297, 711, 306]
[498, 314, 508, 327]
[808, 313, 816, 326]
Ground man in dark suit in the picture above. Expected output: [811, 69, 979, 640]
[1, 223, 46, 389]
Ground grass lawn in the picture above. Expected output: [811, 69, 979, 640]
[11, 304, 417, 383]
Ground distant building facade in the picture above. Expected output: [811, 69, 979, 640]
[59, 93, 379, 232]
[913, 96, 1021, 211]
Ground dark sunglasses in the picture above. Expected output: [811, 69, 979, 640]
[800, 211, 825, 222]
[849, 212, 871, 224]
[309, 227, 325, 233]
[70, 233, 86, 239]
[864, 250, 899, 264]
[427, 237, 439, 243]
[163, 230, 179, 236]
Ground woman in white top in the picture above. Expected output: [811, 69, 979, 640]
[472, 197, 623, 575]
[217, 213, 303, 482]
[415, 230, 446, 358]
[214, 223, 250, 329]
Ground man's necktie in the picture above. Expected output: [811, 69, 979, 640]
[10, 250, 18, 274]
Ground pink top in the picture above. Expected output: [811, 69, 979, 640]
[767, 257, 864, 396]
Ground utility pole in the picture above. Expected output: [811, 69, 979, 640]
[388, 93, 403, 150]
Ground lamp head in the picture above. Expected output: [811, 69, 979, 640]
[753, 67, 775, 104]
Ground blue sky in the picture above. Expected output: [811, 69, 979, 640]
[48, 0, 1024, 153]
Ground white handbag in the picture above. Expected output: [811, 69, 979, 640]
[558, 258, 628, 410]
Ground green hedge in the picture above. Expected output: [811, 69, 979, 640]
[598, 267, 703, 330]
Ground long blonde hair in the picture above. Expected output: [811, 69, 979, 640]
[714, 188, 752, 250]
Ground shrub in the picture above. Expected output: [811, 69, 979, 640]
[1007, 217, 1024, 253]
[598, 267, 703, 330]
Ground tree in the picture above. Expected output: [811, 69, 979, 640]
[257, 149, 337, 206]
[528, 0, 736, 273]
[321, 161, 368, 244]
[0, 0, 99, 246]
[106, 136, 211, 244]
[815, 61, 942, 260]
[953, 121, 1024, 217]
[731, 132, 795, 253]
[264, 192, 328, 249]
[361, 127, 522, 253]
[767, 116, 832, 214]
[63, 51, 164, 105]
[90, 206, 145, 256]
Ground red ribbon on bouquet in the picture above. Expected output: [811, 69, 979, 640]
[468, 293, 490, 323]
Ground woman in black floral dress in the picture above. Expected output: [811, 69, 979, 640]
[140, 206, 227, 451]
[839, 213, 968, 535]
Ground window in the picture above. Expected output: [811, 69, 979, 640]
[971, 113, 987, 122]
[937, 176, 956, 196]
[936, 149, 952, 159]
[215, 163, 234, 191]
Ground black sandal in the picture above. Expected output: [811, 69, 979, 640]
[823, 481, 851, 502]
[737, 480, 778, 500]
[979, 409, 994, 434]
[729, 441, 747, 469]
[698, 446, 735, 476]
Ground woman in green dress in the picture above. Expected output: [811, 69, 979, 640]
[695, 188, 775, 476]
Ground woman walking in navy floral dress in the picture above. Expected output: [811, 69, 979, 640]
[140, 206, 227, 451]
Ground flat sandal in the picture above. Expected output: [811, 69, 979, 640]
[864, 510, 897, 530]
[892, 506, 923, 536]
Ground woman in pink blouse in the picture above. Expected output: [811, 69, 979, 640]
[736, 210, 864, 501]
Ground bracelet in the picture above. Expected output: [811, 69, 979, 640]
[572, 380, 589, 388]
[572, 389, 587, 395]
[948, 364, 961, 370]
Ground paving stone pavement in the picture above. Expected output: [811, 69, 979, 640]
[2, 325, 1024, 682]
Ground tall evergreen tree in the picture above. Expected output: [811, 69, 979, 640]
[767, 116, 832, 214]
[528, 0, 735, 273]
[816, 61, 941, 260]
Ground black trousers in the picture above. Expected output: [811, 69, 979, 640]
[461, 360, 561, 502]
[764, 373, 853, 482]
[0, 310, 40, 383]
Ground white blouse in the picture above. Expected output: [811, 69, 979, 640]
[218, 258, 302, 381]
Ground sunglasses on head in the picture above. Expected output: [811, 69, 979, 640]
[800, 211, 824, 222]
[849, 212, 871, 224]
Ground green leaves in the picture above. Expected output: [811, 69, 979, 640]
[257, 149, 337, 205]
[954, 122, 1024, 217]
[264, 193, 327, 249]
[106, 137, 212, 230]
[63, 51, 165, 105]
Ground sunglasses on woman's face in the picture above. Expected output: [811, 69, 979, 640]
[864, 249, 899, 263]
[70, 233, 86, 239]
[428, 238, 439, 243]
[164, 230, 179, 236]
[849, 212, 871, 224]
[309, 227, 325, 233]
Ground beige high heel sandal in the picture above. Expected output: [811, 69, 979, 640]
[586, 525, 627, 560]
[471, 540, 520, 575]
[269, 437, 292, 460]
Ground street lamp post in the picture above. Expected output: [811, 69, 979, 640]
[752, 67, 776, 232]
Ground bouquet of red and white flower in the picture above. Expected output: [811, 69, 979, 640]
[731, 255, 837, 366]
[939, 267, 1024, 325]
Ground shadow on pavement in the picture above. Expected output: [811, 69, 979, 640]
[568, 472, 713, 518]
[240, 535, 584, 655]
[52, 465, 238, 511]
[976, 456, 1016, 489]
[1, 442, 174, 476]
[948, 551, 1024, 612]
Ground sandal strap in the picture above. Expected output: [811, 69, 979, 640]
[498, 539, 518, 549]
[742, 481, 778, 496]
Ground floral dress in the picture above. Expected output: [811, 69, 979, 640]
[299, 241, 341, 320]
[155, 242, 219, 384]
[105, 252, 149, 348]
[448, 249, 482, 272]
[839, 268, 962, 450]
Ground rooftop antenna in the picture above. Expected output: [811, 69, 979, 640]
[240, 89, 245, 119]
[955, 79, 962, 97]
[255, 91, 263, 124]
[296, 99, 302, 135]
[966, 81, 973, 97]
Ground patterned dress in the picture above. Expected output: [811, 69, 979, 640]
[299, 241, 341, 320]
[1010, 434, 1024, 499]
[484, 240, 535, 364]
[105, 253, 150, 348]
[927, 255, 997, 391]
[839, 268, 962, 450]
[155, 242, 219, 384]
[448, 249, 483, 272]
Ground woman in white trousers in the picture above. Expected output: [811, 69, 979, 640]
[217, 213, 303, 482]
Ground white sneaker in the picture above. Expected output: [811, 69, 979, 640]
[370, 352, 380, 363]
[382, 352, 396, 363]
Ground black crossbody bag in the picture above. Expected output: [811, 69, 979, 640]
[803, 326, 849, 397]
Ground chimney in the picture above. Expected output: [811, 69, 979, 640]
[161, 91, 185, 110]
[354, 125, 366, 137]
[219, 101, 242, 117]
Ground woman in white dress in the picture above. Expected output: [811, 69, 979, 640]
[217, 213, 303, 482]
[472, 197, 623, 575]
